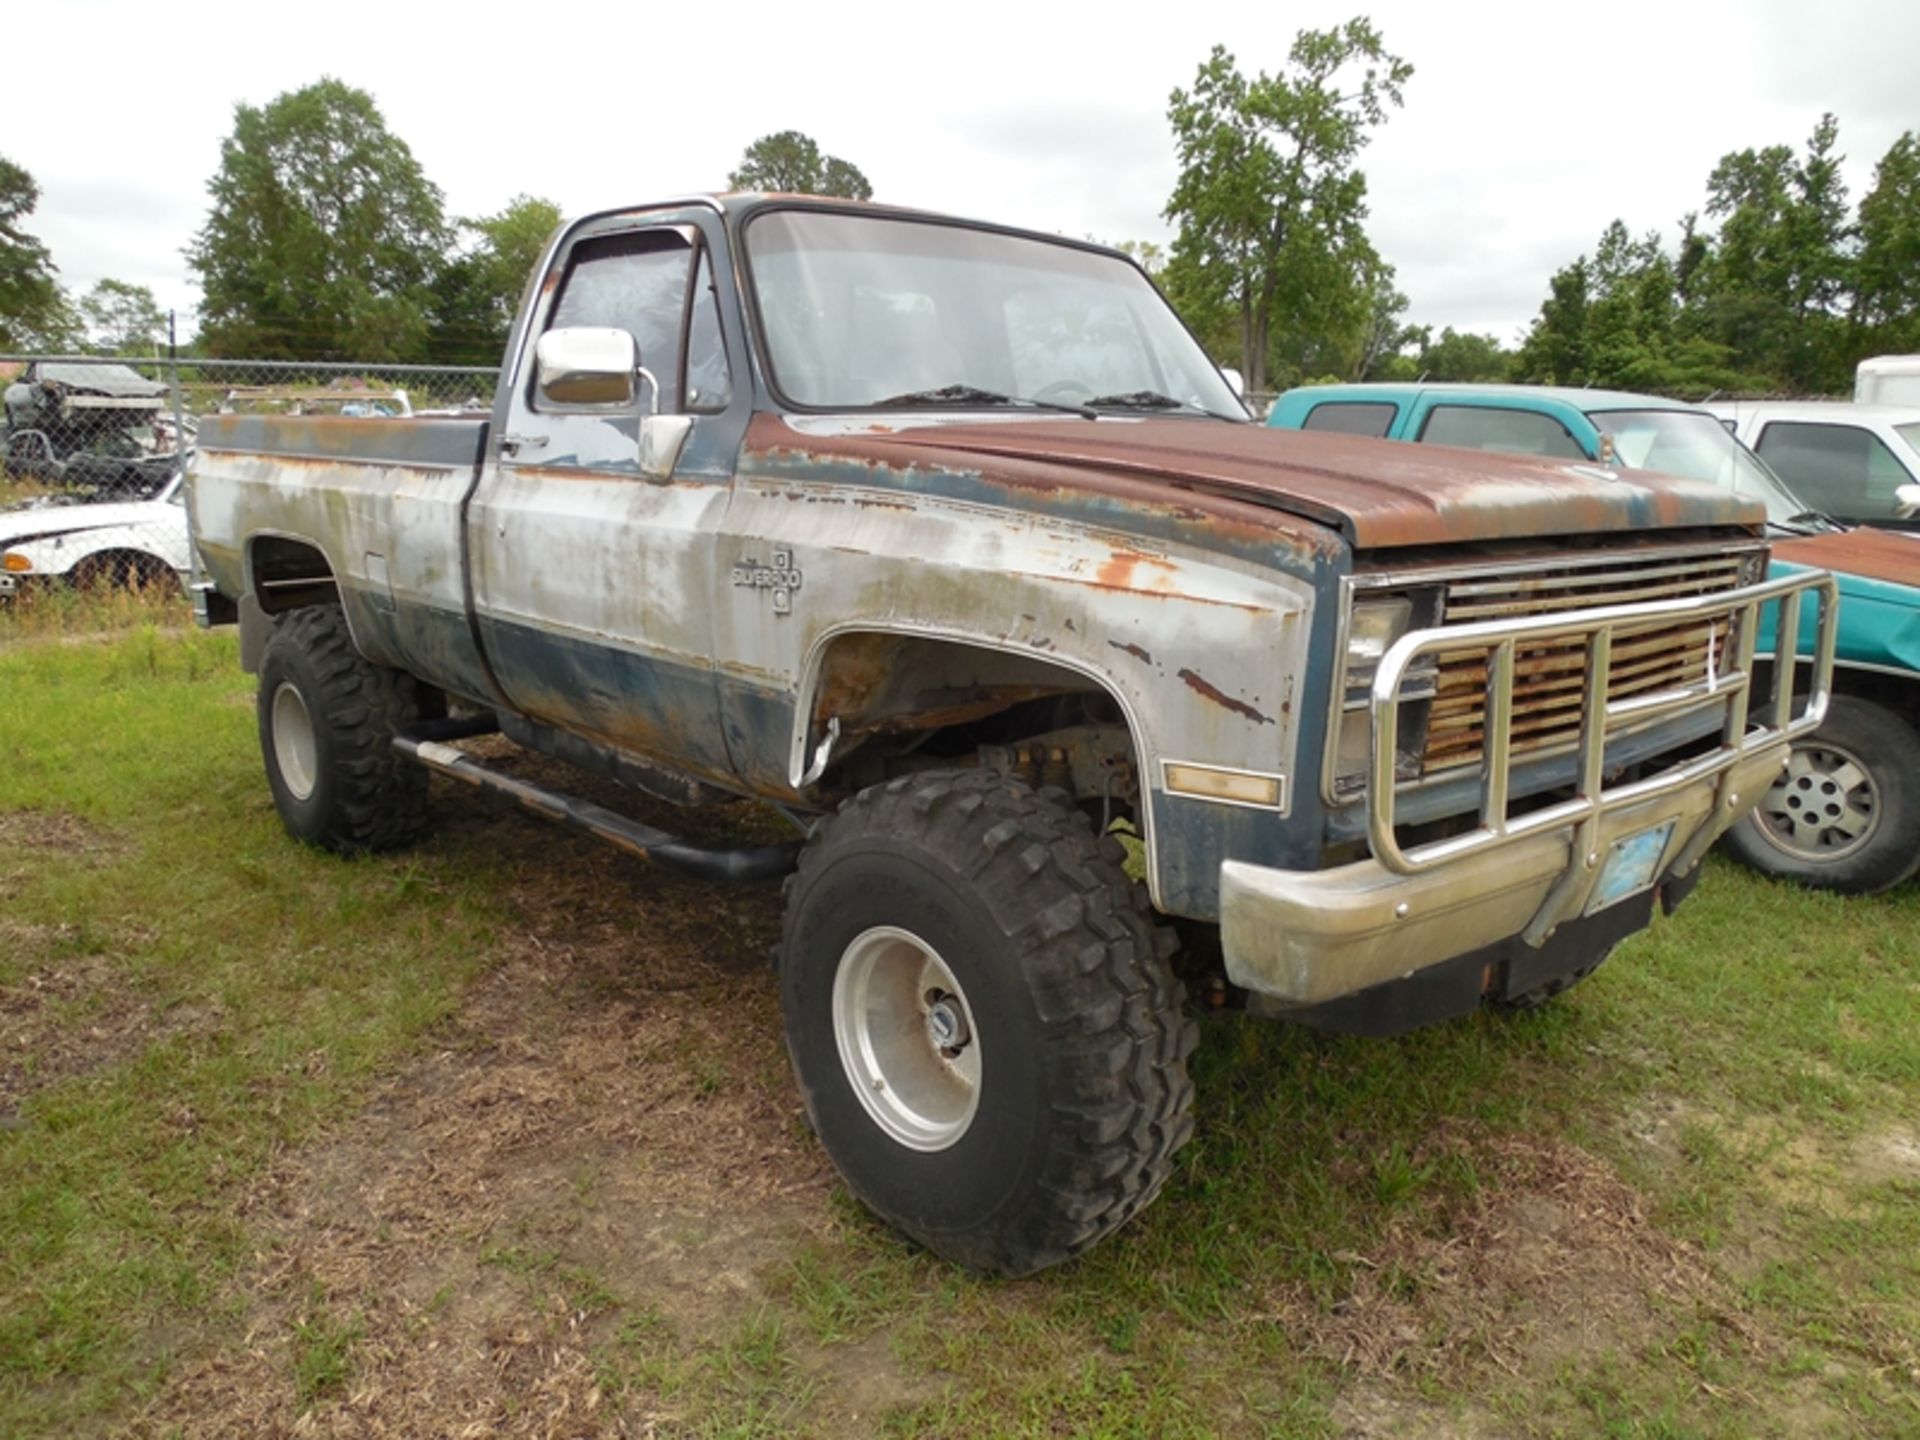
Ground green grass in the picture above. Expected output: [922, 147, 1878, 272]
[0, 627, 515, 1430]
[1, 624, 1916, 1436]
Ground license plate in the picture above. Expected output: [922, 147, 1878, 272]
[1585, 820, 1677, 915]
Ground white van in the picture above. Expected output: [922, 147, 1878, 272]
[1856, 355, 1920, 407]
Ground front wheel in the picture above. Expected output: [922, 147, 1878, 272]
[780, 770, 1196, 1276]
[1720, 694, 1920, 894]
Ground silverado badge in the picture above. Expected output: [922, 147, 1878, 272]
[732, 549, 803, 614]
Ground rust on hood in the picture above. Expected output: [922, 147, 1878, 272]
[786, 417, 1763, 549]
[1772, 528, 1920, 588]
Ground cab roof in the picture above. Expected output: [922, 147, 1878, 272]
[1283, 381, 1705, 415]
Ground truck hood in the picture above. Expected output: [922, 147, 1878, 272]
[1772, 527, 1920, 590]
[790, 416, 1762, 549]
[0, 496, 176, 547]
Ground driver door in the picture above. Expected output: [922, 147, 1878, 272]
[468, 218, 740, 782]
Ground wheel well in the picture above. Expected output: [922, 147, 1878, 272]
[248, 536, 339, 614]
[1757, 657, 1920, 719]
[1829, 665, 1920, 717]
[69, 548, 173, 587]
[809, 632, 1143, 815]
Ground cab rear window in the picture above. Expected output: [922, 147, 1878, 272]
[1419, 405, 1585, 460]
[1301, 401, 1397, 437]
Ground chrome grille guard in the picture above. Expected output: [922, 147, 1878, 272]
[1367, 570, 1839, 895]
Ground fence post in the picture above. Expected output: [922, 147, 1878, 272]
[170, 313, 210, 627]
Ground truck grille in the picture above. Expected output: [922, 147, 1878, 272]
[1419, 548, 1757, 775]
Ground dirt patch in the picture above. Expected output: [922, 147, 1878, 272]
[0, 809, 115, 853]
[1330, 1390, 1492, 1439]
[1279, 1124, 1723, 1385]
[0, 809, 120, 903]
[1850, 1125, 1920, 1189]
[0, 949, 203, 1114]
[130, 764, 946, 1436]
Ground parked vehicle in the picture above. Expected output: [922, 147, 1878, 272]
[1855, 355, 1920, 408]
[188, 199, 1834, 1273]
[1271, 382, 1920, 893]
[1, 470, 191, 598]
[1706, 400, 1920, 529]
[2, 361, 184, 501]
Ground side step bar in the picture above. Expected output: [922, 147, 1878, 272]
[394, 728, 801, 883]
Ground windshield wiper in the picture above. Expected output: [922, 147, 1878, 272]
[1785, 509, 1849, 532]
[1083, 389, 1235, 420]
[872, 384, 1095, 419]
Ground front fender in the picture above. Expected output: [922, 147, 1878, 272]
[720, 457, 1328, 918]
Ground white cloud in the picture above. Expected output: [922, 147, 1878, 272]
[6, 0, 1915, 346]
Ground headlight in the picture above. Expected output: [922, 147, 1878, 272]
[1342, 597, 1414, 707]
[2, 552, 32, 573]
[1332, 591, 1440, 796]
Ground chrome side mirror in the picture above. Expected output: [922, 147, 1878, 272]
[535, 327, 639, 407]
[1895, 483, 1920, 520]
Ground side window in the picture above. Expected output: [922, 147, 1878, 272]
[1755, 421, 1916, 521]
[1301, 401, 1397, 438]
[1419, 405, 1586, 459]
[545, 231, 693, 411]
[684, 247, 733, 413]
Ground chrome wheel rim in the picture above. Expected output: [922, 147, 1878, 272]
[831, 925, 981, 1152]
[1754, 740, 1879, 861]
[271, 682, 318, 802]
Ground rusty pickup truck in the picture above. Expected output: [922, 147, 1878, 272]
[187, 196, 1837, 1276]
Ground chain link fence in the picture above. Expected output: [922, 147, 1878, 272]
[0, 353, 498, 615]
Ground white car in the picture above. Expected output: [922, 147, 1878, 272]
[0, 472, 191, 598]
[1707, 400, 1920, 527]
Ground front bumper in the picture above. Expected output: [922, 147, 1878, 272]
[1222, 569, 1839, 1007]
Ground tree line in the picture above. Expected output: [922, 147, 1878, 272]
[2, 37, 1916, 394]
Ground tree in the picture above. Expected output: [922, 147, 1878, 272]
[430, 194, 562, 364]
[1854, 132, 1920, 354]
[1111, 239, 1167, 280]
[1693, 114, 1853, 390]
[1514, 217, 1771, 397]
[1162, 24, 1412, 393]
[1514, 256, 1591, 384]
[0, 156, 77, 350]
[187, 78, 452, 360]
[728, 131, 872, 200]
[1413, 327, 1510, 383]
[1351, 262, 1418, 379]
[79, 279, 166, 354]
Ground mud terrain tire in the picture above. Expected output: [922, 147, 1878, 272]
[257, 604, 430, 854]
[780, 769, 1197, 1277]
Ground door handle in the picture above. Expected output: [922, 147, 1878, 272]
[501, 432, 548, 456]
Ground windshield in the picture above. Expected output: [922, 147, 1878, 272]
[745, 210, 1245, 417]
[1588, 408, 1814, 526]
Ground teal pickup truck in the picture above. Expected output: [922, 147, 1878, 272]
[1271, 383, 1920, 894]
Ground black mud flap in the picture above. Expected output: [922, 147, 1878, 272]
[1270, 862, 1704, 1038]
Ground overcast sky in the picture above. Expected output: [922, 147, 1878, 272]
[10, 0, 1917, 348]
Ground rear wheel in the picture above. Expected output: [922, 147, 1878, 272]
[780, 770, 1196, 1276]
[257, 604, 430, 854]
[1720, 695, 1920, 894]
